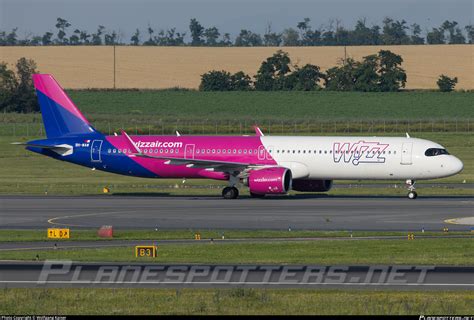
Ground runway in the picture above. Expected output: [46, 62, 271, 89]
[1, 195, 473, 231]
[0, 261, 472, 289]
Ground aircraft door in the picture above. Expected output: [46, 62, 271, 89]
[401, 142, 413, 165]
[185, 144, 195, 160]
[91, 140, 103, 162]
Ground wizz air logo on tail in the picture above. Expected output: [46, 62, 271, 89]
[333, 141, 389, 165]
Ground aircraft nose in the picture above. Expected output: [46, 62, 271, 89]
[450, 156, 464, 175]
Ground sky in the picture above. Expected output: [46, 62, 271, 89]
[1, 0, 472, 41]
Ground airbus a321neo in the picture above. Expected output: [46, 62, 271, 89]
[15, 74, 463, 199]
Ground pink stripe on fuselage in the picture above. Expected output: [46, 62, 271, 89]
[32, 74, 90, 124]
[106, 135, 277, 179]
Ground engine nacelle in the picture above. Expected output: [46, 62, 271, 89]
[246, 167, 292, 195]
[292, 179, 333, 192]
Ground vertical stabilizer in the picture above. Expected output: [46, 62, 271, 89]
[32, 74, 98, 138]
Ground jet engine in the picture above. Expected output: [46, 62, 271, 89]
[245, 167, 292, 195]
[291, 179, 333, 192]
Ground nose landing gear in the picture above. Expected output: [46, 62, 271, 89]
[406, 179, 417, 199]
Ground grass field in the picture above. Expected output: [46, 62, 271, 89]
[68, 90, 474, 121]
[1, 238, 472, 265]
[1, 91, 472, 123]
[1, 288, 472, 314]
[2, 45, 472, 89]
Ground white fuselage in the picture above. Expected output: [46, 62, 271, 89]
[261, 136, 463, 180]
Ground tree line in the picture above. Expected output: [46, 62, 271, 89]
[0, 58, 39, 113]
[200, 50, 459, 92]
[1, 17, 473, 46]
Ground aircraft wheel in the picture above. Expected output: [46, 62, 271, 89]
[407, 191, 418, 199]
[222, 186, 239, 199]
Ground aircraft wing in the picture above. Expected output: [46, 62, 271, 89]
[134, 152, 262, 174]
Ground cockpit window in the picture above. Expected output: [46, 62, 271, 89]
[425, 148, 449, 157]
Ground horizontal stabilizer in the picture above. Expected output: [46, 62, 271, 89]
[12, 142, 73, 156]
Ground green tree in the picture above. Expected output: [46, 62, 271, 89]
[254, 50, 292, 90]
[352, 19, 375, 45]
[204, 27, 220, 46]
[41, 32, 53, 45]
[426, 27, 445, 44]
[465, 25, 474, 43]
[0, 58, 39, 112]
[381, 18, 409, 44]
[235, 29, 262, 46]
[189, 18, 204, 46]
[409, 23, 424, 44]
[437, 75, 458, 92]
[91, 25, 105, 45]
[143, 25, 155, 45]
[14, 58, 39, 112]
[219, 33, 232, 46]
[263, 24, 282, 46]
[377, 50, 406, 91]
[296, 18, 322, 46]
[282, 28, 299, 46]
[230, 71, 252, 90]
[0, 62, 18, 111]
[55, 17, 71, 44]
[288, 64, 323, 91]
[130, 29, 140, 45]
[79, 30, 91, 44]
[441, 20, 465, 44]
[199, 70, 233, 91]
[104, 31, 117, 45]
[69, 29, 81, 45]
[353, 55, 380, 91]
[324, 59, 359, 91]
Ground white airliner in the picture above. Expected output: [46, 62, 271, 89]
[24, 74, 464, 199]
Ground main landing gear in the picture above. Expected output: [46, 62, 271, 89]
[406, 179, 417, 199]
[222, 186, 239, 199]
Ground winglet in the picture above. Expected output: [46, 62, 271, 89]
[176, 131, 181, 137]
[120, 129, 142, 154]
[254, 126, 264, 137]
[406, 132, 411, 138]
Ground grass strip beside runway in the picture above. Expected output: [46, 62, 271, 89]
[0, 229, 471, 242]
[0, 238, 472, 265]
[1, 288, 472, 314]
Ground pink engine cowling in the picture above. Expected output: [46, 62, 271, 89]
[291, 179, 333, 192]
[247, 167, 292, 195]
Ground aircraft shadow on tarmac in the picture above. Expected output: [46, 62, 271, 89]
[110, 192, 473, 200]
